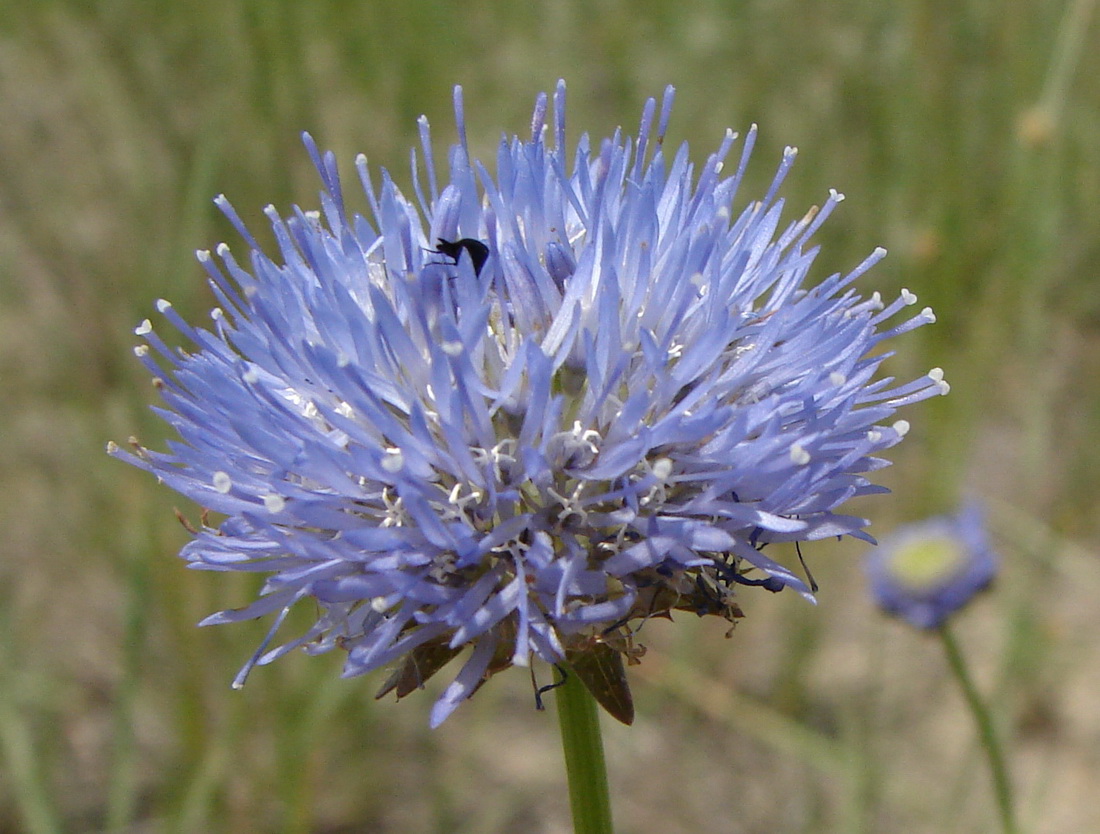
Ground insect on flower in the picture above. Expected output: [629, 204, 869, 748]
[430, 237, 490, 276]
[110, 81, 949, 727]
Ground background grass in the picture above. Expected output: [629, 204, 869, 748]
[2, 0, 1099, 831]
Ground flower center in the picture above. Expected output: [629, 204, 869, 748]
[886, 535, 966, 591]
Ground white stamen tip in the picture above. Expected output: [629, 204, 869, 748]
[134, 319, 153, 336]
[790, 444, 811, 465]
[442, 340, 463, 356]
[134, 345, 149, 357]
[263, 494, 286, 513]
[156, 299, 172, 313]
[652, 457, 673, 480]
[893, 420, 911, 437]
[900, 288, 917, 305]
[242, 368, 260, 384]
[921, 306, 936, 323]
[928, 367, 944, 382]
[213, 472, 233, 493]
[382, 449, 405, 473]
[829, 372, 846, 386]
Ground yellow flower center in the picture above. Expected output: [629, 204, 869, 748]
[887, 534, 965, 591]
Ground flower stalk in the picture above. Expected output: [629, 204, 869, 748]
[556, 668, 615, 834]
[938, 623, 1018, 834]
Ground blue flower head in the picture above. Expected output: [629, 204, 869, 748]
[111, 82, 948, 726]
[864, 505, 998, 629]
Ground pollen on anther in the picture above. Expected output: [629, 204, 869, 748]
[382, 449, 405, 473]
[263, 494, 286, 513]
[213, 471, 233, 493]
[135, 320, 153, 336]
[893, 420, 911, 437]
[790, 444, 811, 465]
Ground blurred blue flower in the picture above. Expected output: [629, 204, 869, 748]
[864, 505, 998, 629]
[111, 82, 947, 725]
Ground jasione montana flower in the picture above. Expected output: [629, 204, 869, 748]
[864, 505, 997, 630]
[110, 82, 948, 726]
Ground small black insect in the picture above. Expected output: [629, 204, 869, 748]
[432, 237, 490, 276]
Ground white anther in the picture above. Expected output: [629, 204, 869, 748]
[382, 448, 405, 473]
[263, 494, 286, 513]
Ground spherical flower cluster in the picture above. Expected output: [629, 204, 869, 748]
[864, 505, 997, 629]
[111, 82, 947, 726]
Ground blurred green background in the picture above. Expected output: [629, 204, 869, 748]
[2, 0, 1098, 831]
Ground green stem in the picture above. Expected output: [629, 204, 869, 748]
[555, 667, 615, 834]
[938, 623, 1019, 834]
